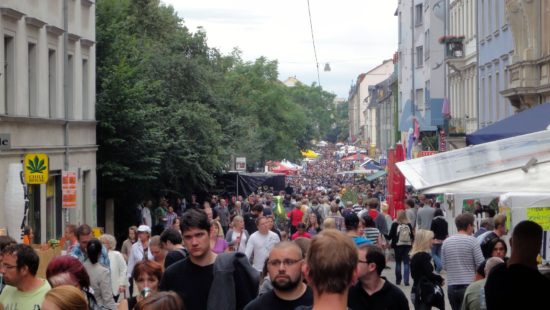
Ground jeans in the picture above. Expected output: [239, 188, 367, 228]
[394, 245, 411, 285]
[448, 285, 468, 310]
[432, 243, 443, 272]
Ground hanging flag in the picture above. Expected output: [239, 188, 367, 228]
[442, 97, 451, 118]
[413, 118, 420, 140]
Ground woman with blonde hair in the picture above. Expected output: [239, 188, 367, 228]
[388, 210, 414, 286]
[225, 215, 249, 252]
[210, 219, 228, 254]
[42, 285, 88, 310]
[410, 229, 444, 309]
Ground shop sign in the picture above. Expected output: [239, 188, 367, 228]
[24, 153, 49, 184]
[236, 157, 246, 171]
[62, 171, 77, 208]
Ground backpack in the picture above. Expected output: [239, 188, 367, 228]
[396, 224, 412, 246]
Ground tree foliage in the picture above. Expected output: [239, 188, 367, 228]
[96, 0, 337, 204]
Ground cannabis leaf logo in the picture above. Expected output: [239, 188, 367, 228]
[27, 156, 46, 174]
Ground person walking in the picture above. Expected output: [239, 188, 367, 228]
[430, 209, 448, 273]
[410, 229, 444, 310]
[244, 242, 313, 310]
[388, 210, 414, 286]
[441, 213, 484, 310]
[0, 244, 51, 309]
[83, 239, 116, 310]
[485, 220, 550, 309]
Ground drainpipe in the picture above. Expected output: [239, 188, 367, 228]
[63, 0, 70, 222]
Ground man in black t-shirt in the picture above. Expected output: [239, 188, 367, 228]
[160, 228, 188, 269]
[485, 220, 550, 310]
[348, 246, 409, 310]
[244, 242, 313, 310]
[159, 209, 217, 310]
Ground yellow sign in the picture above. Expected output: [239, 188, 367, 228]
[526, 207, 550, 231]
[499, 206, 512, 231]
[24, 154, 49, 184]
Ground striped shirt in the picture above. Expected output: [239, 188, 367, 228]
[442, 234, 485, 286]
[363, 227, 381, 245]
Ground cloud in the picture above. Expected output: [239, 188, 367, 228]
[161, 0, 398, 98]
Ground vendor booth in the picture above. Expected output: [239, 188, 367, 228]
[396, 130, 550, 262]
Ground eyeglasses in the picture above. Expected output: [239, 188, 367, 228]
[267, 259, 303, 268]
[0, 263, 17, 270]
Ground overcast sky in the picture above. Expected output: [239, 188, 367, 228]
[161, 0, 397, 98]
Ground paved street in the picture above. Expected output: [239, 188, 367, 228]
[383, 258, 452, 310]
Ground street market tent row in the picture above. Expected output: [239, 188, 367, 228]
[466, 102, 550, 145]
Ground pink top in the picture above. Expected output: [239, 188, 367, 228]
[212, 237, 228, 254]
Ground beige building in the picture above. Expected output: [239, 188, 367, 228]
[0, 0, 96, 243]
[348, 60, 393, 146]
[502, 0, 550, 109]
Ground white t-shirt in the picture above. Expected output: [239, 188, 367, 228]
[245, 231, 280, 271]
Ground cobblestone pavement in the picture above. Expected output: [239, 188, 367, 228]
[383, 258, 452, 310]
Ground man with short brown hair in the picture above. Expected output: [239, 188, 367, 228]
[0, 244, 51, 309]
[297, 230, 358, 310]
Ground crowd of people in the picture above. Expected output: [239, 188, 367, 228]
[0, 146, 549, 310]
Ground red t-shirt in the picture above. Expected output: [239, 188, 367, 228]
[288, 209, 304, 227]
[291, 231, 311, 240]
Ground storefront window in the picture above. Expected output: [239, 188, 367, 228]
[46, 175, 62, 240]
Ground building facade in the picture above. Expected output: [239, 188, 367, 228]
[501, 0, 550, 109]
[477, 0, 515, 128]
[0, 0, 96, 242]
[397, 0, 445, 149]
[362, 60, 394, 148]
[368, 66, 398, 154]
[348, 60, 393, 146]
[447, 0, 478, 135]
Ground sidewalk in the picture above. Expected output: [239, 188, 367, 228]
[383, 259, 452, 309]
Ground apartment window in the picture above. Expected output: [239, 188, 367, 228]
[415, 4, 423, 26]
[3, 36, 15, 115]
[82, 59, 89, 119]
[416, 46, 424, 67]
[479, 77, 488, 126]
[487, 75, 495, 124]
[67, 55, 74, 119]
[48, 49, 57, 118]
[495, 72, 500, 120]
[398, 12, 402, 43]
[488, 0, 492, 34]
[416, 88, 425, 111]
[424, 29, 430, 59]
[495, 0, 500, 30]
[425, 80, 430, 105]
[28, 43, 38, 117]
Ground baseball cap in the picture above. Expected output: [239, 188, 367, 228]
[137, 225, 151, 234]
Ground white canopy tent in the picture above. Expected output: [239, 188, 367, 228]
[396, 130, 550, 194]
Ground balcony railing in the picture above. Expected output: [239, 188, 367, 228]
[439, 35, 465, 59]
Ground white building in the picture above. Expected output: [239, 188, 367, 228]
[362, 60, 394, 148]
[447, 0, 478, 135]
[348, 60, 393, 146]
[397, 0, 445, 146]
[0, 0, 96, 242]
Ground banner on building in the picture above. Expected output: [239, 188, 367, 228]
[24, 153, 49, 184]
[62, 171, 77, 208]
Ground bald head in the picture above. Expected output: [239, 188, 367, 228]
[271, 241, 303, 258]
